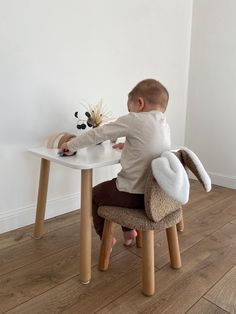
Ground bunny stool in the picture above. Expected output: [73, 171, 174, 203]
[98, 148, 211, 296]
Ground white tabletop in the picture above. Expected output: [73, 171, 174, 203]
[29, 141, 121, 170]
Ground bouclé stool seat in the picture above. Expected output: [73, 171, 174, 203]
[98, 206, 182, 231]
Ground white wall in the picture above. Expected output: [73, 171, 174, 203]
[186, 0, 236, 189]
[0, 0, 193, 233]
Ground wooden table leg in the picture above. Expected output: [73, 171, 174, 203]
[33, 158, 51, 239]
[80, 169, 92, 284]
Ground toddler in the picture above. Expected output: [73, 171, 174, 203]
[59, 79, 171, 246]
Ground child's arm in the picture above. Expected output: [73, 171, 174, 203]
[64, 114, 133, 153]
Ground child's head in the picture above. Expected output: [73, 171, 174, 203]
[127, 79, 169, 113]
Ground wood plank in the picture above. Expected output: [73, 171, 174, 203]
[0, 181, 235, 314]
[0, 246, 81, 313]
[0, 223, 79, 277]
[97, 223, 236, 314]
[0, 210, 80, 250]
[184, 183, 235, 218]
[0, 230, 125, 313]
[205, 265, 236, 314]
[0, 221, 125, 277]
[129, 192, 236, 269]
[231, 217, 236, 224]
[186, 298, 228, 314]
[5, 251, 142, 314]
[157, 192, 236, 268]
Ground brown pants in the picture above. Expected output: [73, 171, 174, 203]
[92, 178, 144, 238]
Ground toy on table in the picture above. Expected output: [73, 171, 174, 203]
[46, 99, 113, 156]
[46, 132, 77, 157]
[58, 149, 77, 157]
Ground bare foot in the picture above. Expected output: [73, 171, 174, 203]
[123, 229, 137, 247]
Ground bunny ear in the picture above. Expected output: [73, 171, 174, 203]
[178, 148, 211, 192]
[151, 151, 190, 204]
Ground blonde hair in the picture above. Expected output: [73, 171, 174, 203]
[128, 79, 169, 111]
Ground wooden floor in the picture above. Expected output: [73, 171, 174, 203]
[0, 180, 236, 314]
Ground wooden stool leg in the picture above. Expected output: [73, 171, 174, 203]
[80, 169, 92, 284]
[136, 230, 142, 248]
[33, 158, 50, 239]
[142, 230, 155, 296]
[166, 225, 182, 269]
[177, 218, 184, 232]
[99, 220, 115, 271]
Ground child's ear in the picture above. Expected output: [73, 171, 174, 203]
[138, 97, 145, 111]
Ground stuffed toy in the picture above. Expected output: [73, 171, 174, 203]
[46, 132, 76, 149]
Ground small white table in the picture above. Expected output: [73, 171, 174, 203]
[29, 141, 121, 284]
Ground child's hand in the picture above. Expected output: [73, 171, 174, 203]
[58, 143, 75, 156]
[112, 143, 124, 150]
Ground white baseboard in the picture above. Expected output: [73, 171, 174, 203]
[208, 171, 236, 189]
[189, 171, 236, 189]
[0, 193, 80, 234]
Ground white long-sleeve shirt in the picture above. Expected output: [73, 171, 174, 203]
[67, 111, 171, 194]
